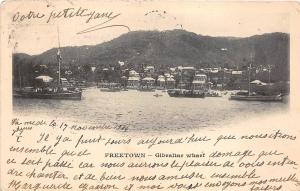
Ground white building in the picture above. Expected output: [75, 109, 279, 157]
[192, 74, 207, 90]
[141, 77, 155, 87]
[157, 75, 166, 89]
[127, 76, 140, 89]
[144, 66, 155, 74]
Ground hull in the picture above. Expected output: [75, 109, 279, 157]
[100, 88, 121, 92]
[205, 94, 222, 97]
[230, 94, 282, 102]
[167, 90, 205, 98]
[139, 89, 156, 92]
[98, 83, 121, 92]
[14, 91, 82, 100]
[205, 91, 222, 97]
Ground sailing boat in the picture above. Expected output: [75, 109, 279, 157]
[229, 53, 282, 102]
[14, 27, 82, 100]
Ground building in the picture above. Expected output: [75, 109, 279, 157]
[141, 77, 155, 88]
[166, 77, 176, 89]
[144, 66, 155, 75]
[127, 70, 140, 89]
[157, 75, 166, 89]
[192, 74, 207, 90]
[127, 76, 140, 89]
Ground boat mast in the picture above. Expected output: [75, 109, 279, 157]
[13, 43, 22, 88]
[248, 53, 253, 96]
[268, 64, 271, 84]
[18, 64, 22, 88]
[180, 69, 183, 91]
[57, 26, 61, 86]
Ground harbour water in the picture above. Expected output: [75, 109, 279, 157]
[13, 88, 288, 135]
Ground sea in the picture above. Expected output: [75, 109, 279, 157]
[13, 88, 289, 135]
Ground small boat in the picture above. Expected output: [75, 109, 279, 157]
[98, 83, 121, 92]
[153, 94, 163, 97]
[121, 88, 128, 91]
[205, 90, 222, 97]
[167, 89, 205, 98]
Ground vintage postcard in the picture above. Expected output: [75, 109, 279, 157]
[1, 0, 300, 190]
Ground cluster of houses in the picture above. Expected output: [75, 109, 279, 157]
[114, 66, 223, 90]
[126, 68, 177, 89]
[112, 64, 280, 91]
[29, 61, 285, 92]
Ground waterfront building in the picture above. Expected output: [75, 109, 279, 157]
[127, 76, 140, 89]
[127, 70, 140, 89]
[141, 77, 155, 88]
[166, 77, 176, 89]
[157, 75, 166, 89]
[192, 74, 207, 90]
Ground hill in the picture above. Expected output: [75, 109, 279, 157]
[13, 29, 289, 84]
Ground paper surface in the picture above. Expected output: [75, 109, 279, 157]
[1, 1, 300, 190]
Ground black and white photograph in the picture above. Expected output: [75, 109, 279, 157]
[1, 1, 300, 191]
[11, 1, 290, 135]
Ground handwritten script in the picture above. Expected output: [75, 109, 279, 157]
[3, 117, 300, 191]
[11, 7, 131, 34]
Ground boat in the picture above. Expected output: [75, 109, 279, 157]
[98, 83, 121, 92]
[205, 90, 222, 97]
[14, 87, 82, 100]
[13, 27, 82, 100]
[230, 93, 282, 102]
[121, 88, 128, 91]
[167, 89, 205, 98]
[14, 76, 82, 100]
[153, 93, 163, 97]
[229, 53, 282, 102]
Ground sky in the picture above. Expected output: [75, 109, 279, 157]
[5, 0, 292, 55]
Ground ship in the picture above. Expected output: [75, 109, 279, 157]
[229, 53, 282, 102]
[13, 27, 82, 100]
[14, 87, 82, 100]
[230, 93, 282, 102]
